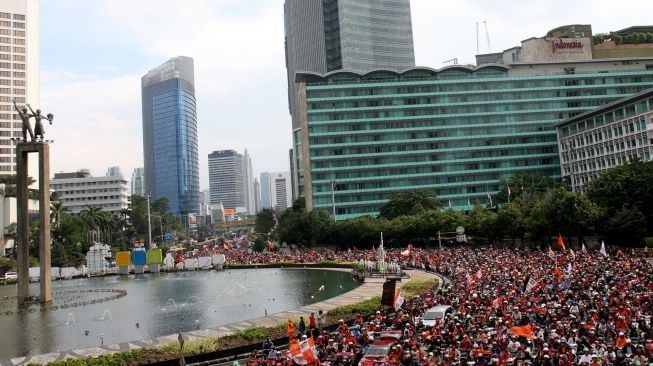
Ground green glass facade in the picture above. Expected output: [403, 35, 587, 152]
[295, 66, 653, 220]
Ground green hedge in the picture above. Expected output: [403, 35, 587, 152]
[325, 296, 382, 317]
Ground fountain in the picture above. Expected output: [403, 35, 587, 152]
[185, 296, 201, 305]
[162, 298, 178, 311]
[99, 309, 112, 321]
[65, 312, 75, 325]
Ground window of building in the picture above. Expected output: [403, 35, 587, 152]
[12, 38, 24, 45]
[12, 30, 24, 37]
[13, 47, 24, 53]
[12, 22, 25, 29]
[12, 55, 24, 62]
[0, 13, 9, 19]
[0, 21, 11, 27]
[13, 14, 25, 21]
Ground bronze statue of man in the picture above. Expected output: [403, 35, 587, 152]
[27, 104, 54, 142]
[12, 100, 33, 142]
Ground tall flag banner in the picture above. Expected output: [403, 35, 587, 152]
[548, 246, 555, 260]
[566, 261, 573, 274]
[525, 276, 539, 293]
[467, 197, 471, 209]
[381, 280, 397, 307]
[289, 337, 319, 365]
[569, 248, 575, 260]
[507, 185, 512, 198]
[448, 200, 452, 209]
[600, 241, 608, 257]
[556, 233, 566, 250]
[393, 288, 405, 310]
[582, 242, 587, 254]
[188, 213, 197, 227]
[487, 191, 493, 207]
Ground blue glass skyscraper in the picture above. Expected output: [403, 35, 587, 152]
[141, 56, 200, 219]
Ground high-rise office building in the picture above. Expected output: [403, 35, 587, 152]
[130, 167, 145, 197]
[141, 56, 200, 219]
[253, 178, 260, 213]
[106, 166, 122, 178]
[242, 149, 255, 214]
[0, 0, 39, 175]
[284, 0, 415, 196]
[259, 172, 272, 209]
[208, 150, 244, 211]
[260, 171, 293, 212]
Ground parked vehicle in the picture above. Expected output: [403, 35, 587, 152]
[420, 305, 454, 327]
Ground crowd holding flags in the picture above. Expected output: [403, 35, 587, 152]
[400, 244, 413, 256]
[289, 336, 319, 365]
[556, 233, 566, 250]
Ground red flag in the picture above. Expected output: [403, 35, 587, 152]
[557, 234, 566, 250]
[492, 296, 503, 308]
[553, 266, 562, 277]
[510, 325, 534, 340]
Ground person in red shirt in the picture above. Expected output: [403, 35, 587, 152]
[309, 312, 317, 329]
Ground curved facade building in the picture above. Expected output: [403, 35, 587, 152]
[141, 56, 200, 219]
[295, 60, 653, 219]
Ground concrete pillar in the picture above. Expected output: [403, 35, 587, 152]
[39, 144, 51, 303]
[15, 143, 51, 304]
[16, 145, 29, 304]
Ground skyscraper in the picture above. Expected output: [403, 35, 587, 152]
[141, 56, 200, 219]
[259, 172, 272, 209]
[0, 0, 39, 175]
[260, 171, 293, 212]
[130, 167, 145, 197]
[284, 0, 415, 196]
[208, 150, 244, 212]
[242, 149, 255, 215]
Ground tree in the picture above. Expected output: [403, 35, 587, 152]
[586, 159, 653, 233]
[50, 198, 68, 229]
[290, 197, 306, 213]
[601, 206, 647, 247]
[378, 191, 441, 220]
[496, 201, 527, 246]
[254, 209, 275, 236]
[536, 188, 602, 243]
[80, 204, 103, 242]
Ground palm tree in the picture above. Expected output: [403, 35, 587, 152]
[50, 199, 68, 229]
[99, 211, 116, 244]
[80, 204, 103, 243]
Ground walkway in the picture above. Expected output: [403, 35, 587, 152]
[3, 268, 439, 366]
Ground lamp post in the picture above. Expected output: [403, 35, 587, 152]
[146, 193, 152, 250]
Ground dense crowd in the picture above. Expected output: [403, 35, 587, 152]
[247, 246, 652, 365]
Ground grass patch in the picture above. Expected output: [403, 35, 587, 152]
[160, 337, 219, 357]
[400, 278, 437, 298]
[221, 326, 270, 342]
[325, 296, 381, 318]
[37, 349, 149, 366]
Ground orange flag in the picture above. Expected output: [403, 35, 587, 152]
[223, 242, 229, 250]
[557, 233, 566, 250]
[510, 325, 533, 340]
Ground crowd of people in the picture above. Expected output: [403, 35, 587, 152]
[245, 245, 652, 365]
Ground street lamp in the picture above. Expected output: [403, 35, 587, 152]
[146, 193, 152, 250]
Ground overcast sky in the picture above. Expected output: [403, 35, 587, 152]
[41, 0, 653, 190]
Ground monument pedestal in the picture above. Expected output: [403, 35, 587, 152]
[16, 142, 51, 304]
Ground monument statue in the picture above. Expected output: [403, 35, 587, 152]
[12, 100, 33, 142]
[27, 104, 54, 142]
[11, 100, 54, 143]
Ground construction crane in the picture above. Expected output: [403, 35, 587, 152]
[443, 58, 458, 65]
[484, 21, 492, 53]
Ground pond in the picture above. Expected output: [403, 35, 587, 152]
[0, 268, 359, 359]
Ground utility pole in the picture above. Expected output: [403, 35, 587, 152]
[146, 193, 152, 250]
[437, 231, 442, 250]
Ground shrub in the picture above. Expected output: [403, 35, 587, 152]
[326, 296, 382, 317]
[160, 337, 218, 357]
[400, 278, 438, 298]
